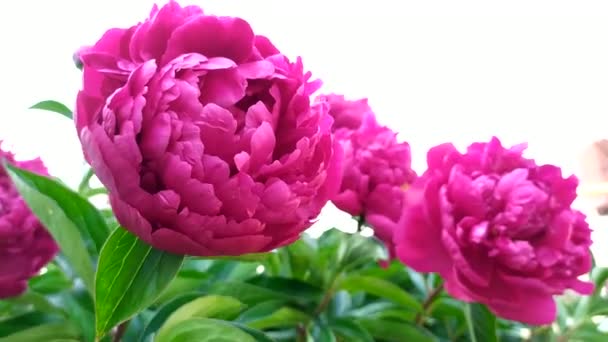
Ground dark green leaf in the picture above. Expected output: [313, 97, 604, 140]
[58, 289, 95, 342]
[139, 293, 202, 342]
[0, 322, 80, 342]
[310, 320, 337, 342]
[156, 296, 245, 341]
[29, 100, 73, 119]
[95, 228, 184, 338]
[4, 291, 63, 315]
[206, 282, 284, 306]
[339, 275, 422, 311]
[155, 318, 256, 342]
[358, 318, 434, 342]
[284, 238, 316, 280]
[465, 303, 497, 342]
[247, 276, 322, 303]
[6, 164, 98, 293]
[0, 312, 62, 337]
[330, 318, 373, 342]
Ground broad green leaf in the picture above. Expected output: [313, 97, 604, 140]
[358, 318, 434, 342]
[139, 293, 201, 342]
[246, 307, 309, 330]
[29, 100, 73, 119]
[5, 291, 63, 315]
[465, 303, 498, 342]
[236, 300, 286, 323]
[6, 165, 97, 293]
[156, 296, 245, 341]
[156, 318, 256, 342]
[339, 275, 422, 311]
[0, 322, 80, 342]
[6, 164, 110, 253]
[95, 228, 184, 338]
[330, 318, 373, 342]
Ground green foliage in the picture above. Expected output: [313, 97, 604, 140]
[29, 100, 73, 119]
[1, 172, 606, 342]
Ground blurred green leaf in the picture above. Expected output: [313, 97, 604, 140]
[227, 323, 274, 342]
[237, 300, 286, 323]
[330, 318, 374, 342]
[28, 264, 72, 294]
[247, 307, 309, 330]
[0, 312, 62, 336]
[310, 319, 337, 342]
[0, 322, 80, 342]
[5, 291, 63, 316]
[206, 282, 285, 306]
[339, 275, 422, 312]
[465, 303, 497, 342]
[156, 295, 245, 341]
[139, 292, 201, 342]
[357, 318, 434, 342]
[6, 164, 99, 293]
[328, 291, 351, 317]
[156, 318, 256, 342]
[94, 228, 184, 338]
[592, 267, 608, 296]
[29, 100, 72, 119]
[569, 321, 608, 342]
[58, 289, 95, 342]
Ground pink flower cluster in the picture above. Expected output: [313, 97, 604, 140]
[0, 146, 58, 298]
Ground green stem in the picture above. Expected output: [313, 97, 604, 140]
[356, 215, 365, 232]
[464, 303, 478, 342]
[415, 283, 443, 325]
[82, 187, 107, 197]
[78, 168, 95, 194]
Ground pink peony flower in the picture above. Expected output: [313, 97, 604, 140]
[395, 137, 593, 325]
[0, 145, 58, 298]
[321, 94, 416, 258]
[75, 1, 342, 256]
[316, 94, 372, 130]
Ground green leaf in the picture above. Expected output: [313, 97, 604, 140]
[29, 100, 73, 119]
[339, 275, 422, 311]
[6, 164, 110, 253]
[139, 292, 202, 342]
[156, 318, 256, 342]
[592, 267, 608, 296]
[330, 318, 374, 342]
[156, 296, 245, 341]
[28, 264, 72, 294]
[357, 318, 434, 342]
[5, 291, 63, 315]
[206, 281, 289, 306]
[246, 307, 309, 330]
[0, 322, 81, 342]
[0, 312, 62, 336]
[236, 300, 286, 323]
[465, 303, 498, 342]
[94, 228, 184, 338]
[199, 253, 271, 263]
[227, 323, 274, 342]
[247, 276, 322, 303]
[6, 164, 97, 293]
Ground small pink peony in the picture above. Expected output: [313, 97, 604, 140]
[395, 137, 593, 324]
[0, 145, 58, 298]
[75, 1, 342, 256]
[322, 94, 416, 258]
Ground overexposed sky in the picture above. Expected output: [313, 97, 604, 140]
[1, 0, 608, 254]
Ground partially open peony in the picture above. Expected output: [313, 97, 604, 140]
[395, 137, 593, 324]
[75, 1, 342, 256]
[0, 145, 58, 298]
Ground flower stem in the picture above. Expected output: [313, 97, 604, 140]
[415, 283, 444, 325]
[78, 167, 95, 194]
[112, 321, 129, 342]
[356, 215, 365, 232]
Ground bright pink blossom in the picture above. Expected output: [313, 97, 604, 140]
[75, 1, 342, 256]
[0, 146, 58, 298]
[395, 137, 593, 324]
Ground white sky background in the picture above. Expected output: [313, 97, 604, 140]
[1, 0, 608, 261]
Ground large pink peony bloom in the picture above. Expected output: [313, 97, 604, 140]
[75, 1, 342, 256]
[322, 94, 416, 257]
[0, 146, 58, 298]
[395, 137, 593, 324]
